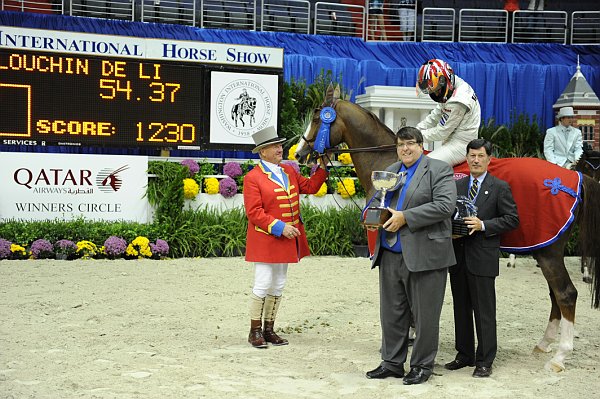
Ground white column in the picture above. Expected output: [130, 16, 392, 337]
[383, 107, 395, 131]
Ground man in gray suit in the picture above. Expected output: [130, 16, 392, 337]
[445, 139, 519, 377]
[365, 126, 457, 385]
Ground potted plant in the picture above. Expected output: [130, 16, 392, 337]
[54, 239, 77, 260]
[0, 238, 12, 260]
[149, 239, 170, 259]
[103, 236, 127, 259]
[30, 239, 54, 259]
[75, 240, 98, 259]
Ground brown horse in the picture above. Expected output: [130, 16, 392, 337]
[296, 99, 600, 372]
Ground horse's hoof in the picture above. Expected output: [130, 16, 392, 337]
[583, 277, 592, 284]
[545, 360, 565, 373]
[533, 345, 551, 353]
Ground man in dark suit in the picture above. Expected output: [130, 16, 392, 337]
[365, 126, 457, 385]
[445, 139, 519, 377]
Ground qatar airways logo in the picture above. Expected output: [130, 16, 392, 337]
[96, 165, 129, 193]
[13, 165, 129, 193]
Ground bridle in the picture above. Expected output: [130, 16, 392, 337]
[300, 102, 396, 159]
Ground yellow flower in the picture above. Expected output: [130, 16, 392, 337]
[337, 178, 356, 199]
[288, 144, 298, 160]
[338, 153, 353, 165]
[128, 236, 152, 258]
[314, 183, 328, 197]
[204, 177, 219, 195]
[183, 178, 200, 199]
[10, 243, 27, 258]
[76, 240, 98, 259]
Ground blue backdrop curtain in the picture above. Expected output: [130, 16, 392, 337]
[2, 11, 600, 156]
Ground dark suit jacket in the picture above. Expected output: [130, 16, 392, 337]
[371, 156, 457, 271]
[452, 173, 519, 277]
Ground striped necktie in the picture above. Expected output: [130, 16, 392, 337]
[469, 178, 479, 202]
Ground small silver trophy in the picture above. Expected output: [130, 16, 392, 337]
[452, 195, 478, 236]
[363, 171, 406, 227]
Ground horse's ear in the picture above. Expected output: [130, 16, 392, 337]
[324, 83, 334, 105]
[333, 84, 341, 101]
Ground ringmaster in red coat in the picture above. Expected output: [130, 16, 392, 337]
[244, 126, 328, 348]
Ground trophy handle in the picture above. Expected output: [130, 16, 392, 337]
[389, 171, 407, 192]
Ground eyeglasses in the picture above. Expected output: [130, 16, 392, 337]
[396, 141, 421, 149]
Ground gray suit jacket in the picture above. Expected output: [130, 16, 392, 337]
[371, 156, 457, 271]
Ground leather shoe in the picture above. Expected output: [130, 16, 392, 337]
[444, 359, 475, 370]
[473, 366, 492, 378]
[402, 367, 430, 385]
[366, 365, 404, 379]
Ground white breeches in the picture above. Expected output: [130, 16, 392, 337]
[252, 262, 288, 298]
[427, 142, 468, 166]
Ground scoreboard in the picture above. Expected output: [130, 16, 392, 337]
[0, 27, 284, 149]
[1, 49, 204, 148]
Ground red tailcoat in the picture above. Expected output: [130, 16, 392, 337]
[244, 162, 328, 263]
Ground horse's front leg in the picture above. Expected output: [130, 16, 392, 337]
[534, 255, 577, 372]
[533, 285, 560, 354]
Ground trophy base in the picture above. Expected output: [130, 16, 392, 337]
[452, 220, 470, 236]
[362, 207, 391, 227]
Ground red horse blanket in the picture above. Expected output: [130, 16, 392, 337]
[453, 157, 582, 252]
[366, 157, 582, 254]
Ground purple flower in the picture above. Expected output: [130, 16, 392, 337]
[0, 238, 12, 259]
[180, 159, 200, 176]
[54, 239, 77, 255]
[219, 177, 238, 198]
[30, 239, 54, 259]
[104, 236, 127, 257]
[223, 162, 243, 178]
[150, 239, 169, 258]
[281, 160, 300, 175]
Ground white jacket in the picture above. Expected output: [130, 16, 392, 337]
[416, 76, 481, 166]
[543, 125, 583, 168]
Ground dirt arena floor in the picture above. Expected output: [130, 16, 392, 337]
[1, 256, 598, 399]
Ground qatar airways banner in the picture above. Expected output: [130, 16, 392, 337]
[0, 153, 148, 222]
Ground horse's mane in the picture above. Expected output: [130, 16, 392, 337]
[339, 100, 395, 138]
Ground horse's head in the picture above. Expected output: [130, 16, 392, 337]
[577, 150, 600, 183]
[295, 105, 347, 164]
[295, 84, 346, 165]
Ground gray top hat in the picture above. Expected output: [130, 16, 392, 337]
[557, 106, 575, 120]
[251, 126, 286, 153]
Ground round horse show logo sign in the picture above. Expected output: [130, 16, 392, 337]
[215, 79, 273, 138]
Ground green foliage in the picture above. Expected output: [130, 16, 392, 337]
[479, 112, 543, 158]
[301, 205, 366, 255]
[147, 161, 187, 223]
[234, 159, 256, 192]
[0, 205, 370, 257]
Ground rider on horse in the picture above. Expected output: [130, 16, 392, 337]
[416, 59, 481, 166]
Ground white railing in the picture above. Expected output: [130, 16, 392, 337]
[512, 10, 568, 44]
[458, 8, 508, 43]
[422, 7, 455, 42]
[571, 11, 600, 45]
[71, 0, 134, 21]
[261, 0, 310, 34]
[314, 1, 364, 38]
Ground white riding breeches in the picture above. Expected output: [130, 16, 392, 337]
[252, 262, 288, 298]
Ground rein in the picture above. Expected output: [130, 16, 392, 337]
[326, 144, 396, 154]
